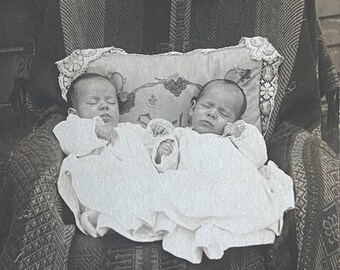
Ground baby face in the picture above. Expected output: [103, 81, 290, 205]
[71, 77, 119, 126]
[190, 82, 244, 135]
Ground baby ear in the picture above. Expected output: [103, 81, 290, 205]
[68, 107, 78, 115]
[189, 100, 196, 116]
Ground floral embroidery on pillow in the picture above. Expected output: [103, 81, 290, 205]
[145, 95, 159, 108]
[117, 92, 136, 114]
[108, 72, 127, 93]
[224, 67, 252, 83]
[107, 71, 202, 114]
[137, 113, 152, 128]
[155, 73, 202, 97]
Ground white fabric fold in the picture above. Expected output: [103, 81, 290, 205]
[56, 116, 295, 264]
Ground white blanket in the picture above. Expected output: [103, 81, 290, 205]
[55, 115, 295, 263]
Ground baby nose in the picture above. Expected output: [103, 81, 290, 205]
[207, 110, 217, 119]
[99, 101, 109, 110]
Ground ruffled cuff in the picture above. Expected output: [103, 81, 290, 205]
[228, 120, 268, 168]
[228, 120, 247, 142]
[146, 118, 176, 136]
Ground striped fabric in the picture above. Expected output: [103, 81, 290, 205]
[169, 0, 192, 51]
[190, 0, 257, 49]
[60, 0, 106, 55]
[102, 1, 145, 53]
[59, 0, 145, 55]
[258, 0, 305, 140]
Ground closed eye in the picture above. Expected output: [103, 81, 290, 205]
[87, 100, 98, 105]
[219, 111, 230, 118]
[200, 102, 212, 108]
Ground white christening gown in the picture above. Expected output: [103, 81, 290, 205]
[55, 115, 294, 263]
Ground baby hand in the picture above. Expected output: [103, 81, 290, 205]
[222, 123, 243, 138]
[95, 124, 117, 143]
[155, 139, 174, 164]
[151, 124, 168, 137]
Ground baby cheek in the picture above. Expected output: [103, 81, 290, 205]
[85, 107, 101, 118]
[217, 120, 229, 133]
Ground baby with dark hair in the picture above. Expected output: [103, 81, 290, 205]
[190, 79, 247, 135]
[64, 73, 119, 147]
[54, 72, 161, 236]
[153, 79, 252, 167]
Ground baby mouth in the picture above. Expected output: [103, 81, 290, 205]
[101, 114, 111, 121]
[200, 120, 213, 127]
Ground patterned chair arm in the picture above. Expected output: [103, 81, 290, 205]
[267, 122, 339, 270]
[0, 114, 75, 270]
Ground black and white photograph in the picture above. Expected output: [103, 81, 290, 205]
[0, 1, 339, 269]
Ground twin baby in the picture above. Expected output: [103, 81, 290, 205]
[55, 73, 294, 263]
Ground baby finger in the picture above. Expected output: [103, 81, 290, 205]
[162, 144, 171, 153]
[161, 128, 168, 135]
[159, 148, 170, 155]
[155, 126, 164, 136]
[153, 126, 159, 136]
[223, 128, 231, 137]
[164, 148, 172, 155]
[164, 142, 174, 150]
[165, 144, 174, 153]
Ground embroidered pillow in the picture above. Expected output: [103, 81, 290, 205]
[56, 37, 283, 134]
